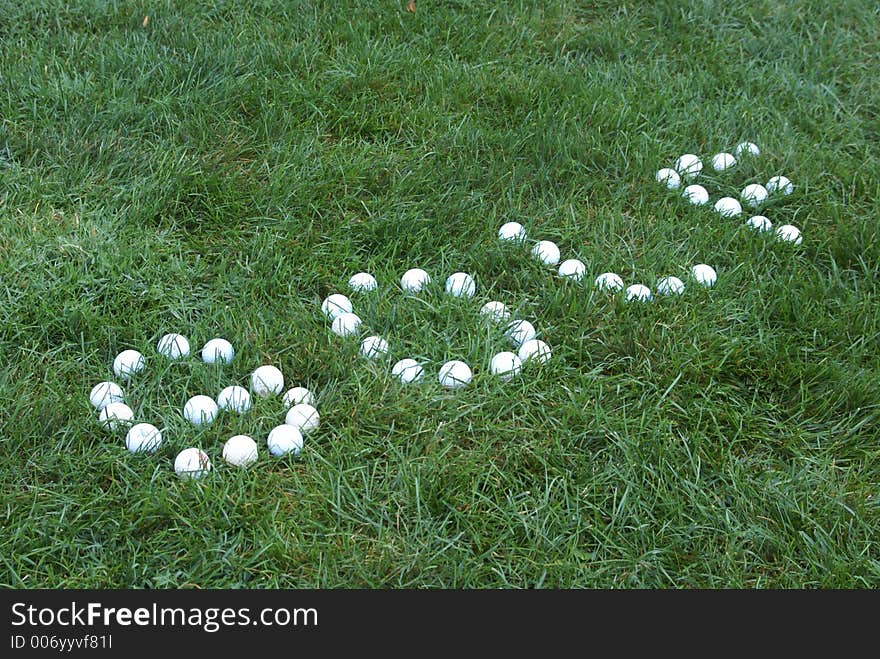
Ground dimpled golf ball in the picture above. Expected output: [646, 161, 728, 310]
[505, 319, 537, 347]
[691, 263, 717, 287]
[490, 351, 522, 381]
[675, 153, 703, 179]
[283, 387, 315, 408]
[518, 339, 551, 364]
[438, 360, 472, 389]
[251, 365, 284, 397]
[656, 168, 681, 190]
[746, 215, 773, 232]
[531, 240, 561, 266]
[391, 358, 424, 383]
[656, 276, 685, 296]
[558, 259, 586, 281]
[735, 141, 760, 157]
[174, 447, 212, 479]
[348, 272, 377, 292]
[625, 284, 652, 302]
[99, 401, 134, 432]
[740, 183, 769, 208]
[156, 333, 190, 360]
[222, 435, 259, 467]
[766, 175, 794, 195]
[125, 423, 162, 453]
[498, 221, 527, 242]
[401, 268, 431, 293]
[113, 349, 145, 380]
[183, 395, 219, 426]
[321, 293, 353, 320]
[201, 338, 234, 365]
[267, 424, 303, 457]
[216, 385, 252, 413]
[480, 301, 510, 323]
[360, 335, 390, 360]
[445, 272, 476, 298]
[331, 312, 362, 337]
[682, 184, 710, 206]
[89, 381, 124, 410]
[711, 152, 736, 172]
[285, 403, 320, 434]
[594, 272, 624, 292]
[776, 224, 803, 245]
[714, 196, 743, 218]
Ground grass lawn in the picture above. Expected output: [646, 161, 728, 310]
[1, 0, 879, 588]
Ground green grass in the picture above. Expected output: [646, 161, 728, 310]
[1, 0, 879, 588]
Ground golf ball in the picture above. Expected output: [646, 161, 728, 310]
[285, 403, 320, 434]
[735, 141, 760, 157]
[691, 263, 717, 287]
[713, 196, 743, 218]
[558, 259, 586, 281]
[531, 240, 561, 266]
[401, 268, 431, 293]
[498, 221, 527, 242]
[656, 168, 681, 190]
[740, 183, 769, 208]
[113, 349, 145, 381]
[360, 335, 390, 360]
[445, 272, 476, 298]
[438, 360, 472, 389]
[766, 175, 794, 195]
[682, 184, 709, 205]
[518, 339, 551, 364]
[125, 423, 162, 453]
[745, 215, 773, 232]
[99, 401, 134, 432]
[711, 152, 737, 172]
[222, 435, 259, 467]
[331, 312, 362, 337]
[216, 385, 252, 414]
[267, 424, 303, 457]
[321, 293, 353, 320]
[174, 447, 212, 479]
[480, 301, 510, 323]
[391, 358, 424, 383]
[775, 224, 802, 245]
[490, 351, 522, 381]
[594, 272, 624, 292]
[505, 319, 537, 347]
[156, 333, 190, 360]
[283, 387, 315, 407]
[625, 284, 652, 302]
[201, 338, 234, 365]
[656, 276, 685, 296]
[89, 381, 124, 411]
[183, 395, 219, 426]
[348, 272, 377, 292]
[251, 365, 284, 397]
[675, 154, 703, 179]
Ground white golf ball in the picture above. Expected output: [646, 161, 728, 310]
[321, 293, 353, 320]
[745, 215, 773, 232]
[216, 385, 252, 413]
[498, 221, 527, 242]
[438, 360, 472, 389]
[691, 263, 718, 287]
[531, 240, 561, 266]
[251, 365, 284, 397]
[505, 319, 537, 347]
[401, 268, 431, 293]
[360, 335, 390, 360]
[675, 154, 703, 179]
[775, 224, 802, 245]
[594, 272, 624, 292]
[656, 276, 685, 296]
[558, 259, 586, 281]
[734, 141, 760, 157]
[201, 338, 234, 365]
[113, 349, 145, 381]
[713, 196, 743, 218]
[391, 358, 424, 383]
[174, 447, 212, 479]
[285, 403, 320, 434]
[655, 168, 681, 190]
[222, 435, 259, 467]
[283, 386, 315, 407]
[99, 401, 134, 432]
[490, 351, 522, 381]
[711, 152, 737, 172]
[331, 312, 362, 337]
[89, 381, 124, 410]
[766, 175, 794, 195]
[445, 272, 476, 298]
[348, 272, 377, 292]
[740, 183, 769, 208]
[267, 424, 303, 457]
[480, 301, 510, 323]
[682, 184, 710, 205]
[156, 333, 190, 360]
[125, 423, 162, 453]
[183, 395, 219, 426]
[625, 284, 653, 302]
[518, 339, 551, 364]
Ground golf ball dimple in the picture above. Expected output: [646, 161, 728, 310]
[656, 276, 685, 296]
[391, 358, 424, 383]
[201, 338, 234, 365]
[740, 184, 769, 208]
[174, 447, 212, 479]
[531, 240, 561, 266]
[776, 224, 803, 245]
[283, 387, 315, 407]
[156, 333, 190, 360]
[331, 312, 362, 337]
[113, 349, 145, 380]
[656, 168, 681, 190]
[625, 284, 653, 302]
[766, 175, 794, 195]
[99, 401, 134, 432]
[348, 272, 377, 292]
[321, 293, 353, 320]
[251, 365, 284, 397]
[445, 272, 476, 298]
[216, 385, 252, 414]
[735, 141, 760, 157]
[498, 221, 527, 242]
[490, 351, 522, 381]
[518, 339, 551, 364]
[438, 360, 472, 389]
[746, 215, 773, 232]
[594, 272, 624, 292]
[222, 435, 259, 467]
[89, 381, 124, 410]
[691, 264, 718, 287]
[714, 196, 743, 218]
[401, 268, 431, 293]
[480, 301, 510, 323]
[360, 335, 390, 360]
[711, 152, 737, 172]
[285, 403, 320, 434]
[183, 395, 219, 426]
[505, 320, 537, 347]
[682, 184, 710, 206]
[125, 423, 163, 453]
[558, 259, 586, 281]
[267, 424, 303, 457]
[675, 154, 703, 179]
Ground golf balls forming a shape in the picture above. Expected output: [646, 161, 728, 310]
[490, 352, 522, 381]
[711, 152, 736, 172]
[125, 423, 163, 453]
[216, 385, 252, 413]
[656, 276, 685, 296]
[99, 402, 134, 432]
[401, 268, 431, 293]
[531, 241, 561, 266]
[656, 168, 681, 190]
[174, 448, 212, 479]
[223, 435, 259, 467]
[445, 272, 476, 298]
[113, 350, 145, 380]
[201, 338, 234, 365]
[438, 360, 472, 389]
[392, 358, 424, 383]
[285, 404, 320, 434]
[251, 365, 284, 397]
[595, 272, 624, 292]
[480, 301, 510, 322]
[682, 184, 709, 206]
[89, 381, 124, 411]
[675, 154, 703, 179]
[183, 395, 219, 426]
[692, 264, 718, 287]
[626, 284, 652, 302]
[322, 294, 353, 320]
[498, 222, 527, 242]
[348, 272, 378, 292]
[558, 259, 586, 281]
[518, 339, 551, 364]
[283, 387, 315, 407]
[360, 335, 390, 360]
[157, 333, 190, 360]
[714, 197, 743, 218]
[746, 216, 773, 232]
[331, 312, 362, 337]
[267, 425, 304, 457]
[741, 184, 769, 208]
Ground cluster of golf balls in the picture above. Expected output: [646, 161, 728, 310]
[655, 142, 803, 245]
[88, 334, 320, 479]
[321, 270, 552, 387]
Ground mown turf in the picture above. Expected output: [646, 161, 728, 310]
[1, 0, 879, 588]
